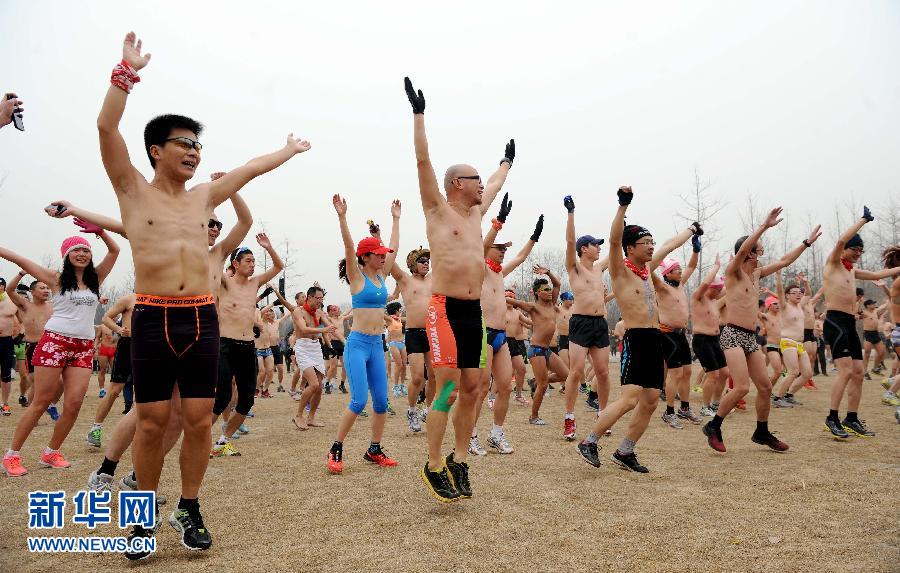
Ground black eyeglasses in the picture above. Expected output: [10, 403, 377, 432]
[208, 219, 223, 230]
[166, 136, 203, 151]
[456, 175, 482, 183]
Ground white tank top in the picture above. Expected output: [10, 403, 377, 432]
[44, 288, 99, 340]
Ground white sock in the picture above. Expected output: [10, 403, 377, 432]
[6, 449, 19, 457]
[490, 424, 503, 439]
[92, 423, 101, 429]
[217, 435, 228, 445]
[565, 412, 575, 420]
[407, 407, 415, 416]
[43, 447, 58, 455]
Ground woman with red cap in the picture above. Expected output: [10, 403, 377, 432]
[327, 194, 401, 474]
[2, 229, 119, 477]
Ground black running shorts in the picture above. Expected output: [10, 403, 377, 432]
[131, 295, 219, 404]
[213, 337, 258, 416]
[405, 327, 430, 355]
[508, 337, 527, 358]
[661, 329, 692, 369]
[558, 335, 570, 351]
[568, 314, 610, 349]
[863, 330, 882, 345]
[824, 310, 863, 361]
[691, 333, 726, 372]
[109, 336, 132, 383]
[329, 340, 345, 358]
[620, 328, 665, 390]
[803, 328, 816, 343]
[271, 345, 284, 365]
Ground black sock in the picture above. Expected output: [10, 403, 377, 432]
[709, 415, 723, 429]
[785, 393, 793, 399]
[756, 421, 769, 434]
[368, 441, 381, 453]
[129, 470, 136, 482]
[178, 497, 200, 512]
[845, 411, 858, 423]
[828, 409, 840, 421]
[680, 401, 690, 410]
[588, 390, 598, 401]
[98, 457, 118, 477]
[665, 405, 675, 416]
[331, 441, 342, 452]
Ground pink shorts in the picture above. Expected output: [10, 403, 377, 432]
[31, 330, 95, 370]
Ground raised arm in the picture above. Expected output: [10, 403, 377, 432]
[855, 267, 900, 281]
[218, 188, 253, 255]
[252, 233, 284, 285]
[333, 194, 363, 288]
[503, 215, 542, 276]
[564, 196, 577, 271]
[727, 207, 783, 277]
[479, 140, 515, 216]
[6, 271, 29, 312]
[649, 225, 697, 272]
[92, 230, 120, 283]
[693, 254, 722, 301]
[759, 225, 822, 278]
[47, 201, 127, 238]
[383, 200, 401, 275]
[608, 187, 631, 279]
[268, 282, 296, 313]
[404, 77, 443, 213]
[207, 135, 310, 208]
[506, 297, 535, 313]
[682, 235, 701, 284]
[0, 247, 57, 287]
[775, 270, 785, 302]
[97, 32, 151, 194]
[810, 287, 824, 306]
[387, 282, 401, 303]
[827, 206, 873, 266]
[535, 265, 561, 302]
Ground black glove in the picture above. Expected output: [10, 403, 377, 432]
[691, 235, 702, 253]
[253, 326, 261, 338]
[404, 77, 425, 114]
[260, 286, 274, 299]
[862, 205, 874, 222]
[497, 192, 512, 223]
[690, 221, 704, 236]
[531, 215, 544, 242]
[617, 187, 633, 206]
[501, 139, 515, 166]
[563, 195, 575, 213]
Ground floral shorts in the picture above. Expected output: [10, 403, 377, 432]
[31, 330, 95, 369]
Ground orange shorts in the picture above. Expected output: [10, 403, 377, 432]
[427, 294, 486, 369]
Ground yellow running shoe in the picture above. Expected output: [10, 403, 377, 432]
[209, 441, 241, 458]
[882, 393, 900, 407]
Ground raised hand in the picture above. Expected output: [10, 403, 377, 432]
[255, 233, 272, 250]
[531, 215, 545, 242]
[122, 32, 152, 71]
[617, 186, 633, 206]
[691, 235, 702, 253]
[532, 265, 550, 275]
[714, 253, 721, 266]
[367, 219, 381, 237]
[501, 139, 515, 166]
[404, 77, 426, 114]
[763, 207, 784, 228]
[391, 200, 402, 219]
[285, 133, 311, 155]
[873, 279, 885, 287]
[690, 221, 704, 236]
[74, 217, 103, 236]
[563, 195, 575, 213]
[46, 200, 72, 218]
[497, 192, 512, 223]
[0, 93, 22, 128]
[862, 205, 874, 222]
[806, 225, 823, 245]
[332, 194, 348, 216]
[210, 172, 226, 181]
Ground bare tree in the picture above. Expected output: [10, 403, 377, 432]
[676, 169, 727, 287]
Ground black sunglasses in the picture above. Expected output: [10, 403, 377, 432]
[208, 219, 223, 230]
[166, 136, 203, 151]
[492, 245, 509, 252]
[416, 257, 430, 264]
[456, 175, 482, 183]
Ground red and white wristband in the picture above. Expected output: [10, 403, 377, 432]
[111, 60, 141, 94]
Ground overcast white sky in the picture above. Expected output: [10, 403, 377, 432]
[1, 1, 898, 304]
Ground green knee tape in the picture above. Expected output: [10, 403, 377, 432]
[432, 381, 457, 412]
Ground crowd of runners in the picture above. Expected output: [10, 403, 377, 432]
[1, 32, 899, 561]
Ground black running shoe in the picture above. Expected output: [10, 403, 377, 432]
[577, 442, 601, 467]
[124, 525, 156, 560]
[169, 507, 212, 551]
[445, 452, 472, 498]
[585, 398, 599, 412]
[751, 430, 789, 451]
[611, 450, 649, 473]
[122, 401, 133, 415]
[824, 418, 849, 439]
[18, 395, 28, 407]
[421, 461, 459, 503]
[842, 418, 875, 437]
[339, 383, 348, 394]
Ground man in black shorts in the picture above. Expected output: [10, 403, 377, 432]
[690, 258, 728, 416]
[577, 186, 692, 472]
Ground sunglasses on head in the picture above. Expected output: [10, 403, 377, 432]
[208, 219, 223, 230]
[166, 136, 203, 151]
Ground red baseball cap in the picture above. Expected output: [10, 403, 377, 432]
[356, 237, 394, 256]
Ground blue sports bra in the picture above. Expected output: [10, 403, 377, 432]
[351, 272, 387, 309]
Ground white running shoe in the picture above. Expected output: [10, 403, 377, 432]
[468, 435, 487, 456]
[407, 409, 422, 433]
[87, 470, 114, 493]
[487, 433, 514, 454]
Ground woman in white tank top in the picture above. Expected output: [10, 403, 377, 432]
[0, 231, 119, 477]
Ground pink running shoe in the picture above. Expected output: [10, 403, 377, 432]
[39, 450, 71, 469]
[3, 454, 28, 477]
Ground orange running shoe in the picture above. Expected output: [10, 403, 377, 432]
[804, 379, 817, 389]
[363, 448, 398, 467]
[327, 449, 343, 474]
[3, 454, 28, 477]
[39, 450, 71, 469]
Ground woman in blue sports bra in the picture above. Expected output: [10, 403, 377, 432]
[327, 194, 401, 475]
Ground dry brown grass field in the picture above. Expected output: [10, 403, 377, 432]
[1, 366, 898, 573]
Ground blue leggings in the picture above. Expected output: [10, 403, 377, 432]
[345, 331, 389, 415]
